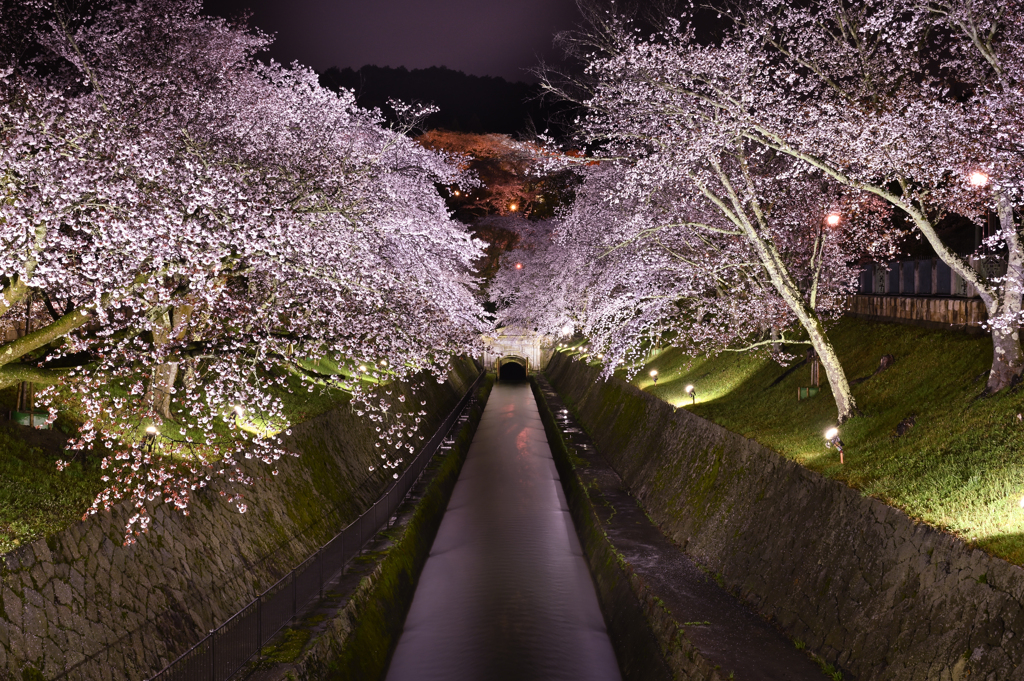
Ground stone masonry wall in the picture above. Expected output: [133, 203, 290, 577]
[547, 352, 1024, 681]
[0, 359, 478, 681]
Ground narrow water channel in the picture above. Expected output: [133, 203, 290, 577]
[385, 382, 621, 681]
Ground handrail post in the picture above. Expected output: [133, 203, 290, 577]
[257, 596, 263, 657]
[319, 549, 324, 601]
[210, 631, 215, 681]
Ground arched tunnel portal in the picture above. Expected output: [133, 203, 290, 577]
[497, 355, 528, 381]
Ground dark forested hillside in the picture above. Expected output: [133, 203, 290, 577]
[319, 65, 571, 136]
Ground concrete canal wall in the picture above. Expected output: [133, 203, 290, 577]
[546, 352, 1024, 681]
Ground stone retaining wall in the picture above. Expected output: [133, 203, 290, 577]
[848, 294, 988, 331]
[0, 359, 478, 681]
[546, 352, 1024, 681]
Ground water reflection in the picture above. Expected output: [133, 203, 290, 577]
[385, 383, 621, 681]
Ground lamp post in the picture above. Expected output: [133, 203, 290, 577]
[685, 384, 696, 405]
[649, 369, 658, 387]
[825, 427, 844, 464]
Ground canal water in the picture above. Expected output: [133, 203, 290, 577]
[385, 382, 621, 681]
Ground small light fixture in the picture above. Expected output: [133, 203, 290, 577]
[453, 190, 461, 196]
[359, 365, 367, 372]
[146, 425, 158, 435]
[970, 170, 989, 187]
[649, 369, 658, 386]
[825, 427, 845, 464]
[509, 203, 518, 212]
[233, 405, 244, 416]
[515, 262, 523, 270]
[826, 213, 841, 227]
[561, 323, 574, 337]
[685, 384, 696, 404]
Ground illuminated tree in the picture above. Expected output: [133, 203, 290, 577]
[0, 0, 485, 541]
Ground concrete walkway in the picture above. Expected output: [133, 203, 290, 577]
[385, 382, 621, 681]
[537, 376, 829, 681]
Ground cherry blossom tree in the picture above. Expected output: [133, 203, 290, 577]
[0, 0, 485, 542]
[711, 0, 1024, 392]
[521, 14, 900, 420]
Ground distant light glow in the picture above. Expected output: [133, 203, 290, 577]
[509, 203, 518, 211]
[970, 171, 989, 187]
[826, 213, 841, 227]
[560, 323, 574, 337]
[515, 262, 523, 270]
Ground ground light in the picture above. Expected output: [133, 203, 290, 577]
[685, 384, 696, 405]
[825, 427, 845, 464]
[649, 369, 658, 386]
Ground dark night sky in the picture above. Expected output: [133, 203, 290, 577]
[202, 0, 584, 83]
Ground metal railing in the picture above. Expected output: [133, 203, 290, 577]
[143, 371, 484, 681]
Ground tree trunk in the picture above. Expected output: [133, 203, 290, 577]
[145, 307, 187, 420]
[984, 191, 1024, 392]
[744, 226, 858, 421]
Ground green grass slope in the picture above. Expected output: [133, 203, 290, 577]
[573, 318, 1024, 565]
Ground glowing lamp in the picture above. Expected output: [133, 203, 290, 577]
[509, 203, 519, 212]
[233, 405, 244, 415]
[825, 427, 845, 464]
[454, 190, 461, 196]
[685, 384, 696, 404]
[515, 262, 523, 270]
[649, 369, 659, 386]
[826, 213, 841, 227]
[970, 171, 989, 187]
[146, 425, 158, 435]
[359, 365, 367, 372]
[561, 323, 574, 337]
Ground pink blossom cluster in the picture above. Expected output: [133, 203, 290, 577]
[0, 1, 485, 543]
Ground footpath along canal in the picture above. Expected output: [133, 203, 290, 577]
[384, 380, 827, 681]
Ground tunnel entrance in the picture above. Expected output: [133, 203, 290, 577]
[498, 359, 527, 381]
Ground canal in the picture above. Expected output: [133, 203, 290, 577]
[385, 381, 621, 681]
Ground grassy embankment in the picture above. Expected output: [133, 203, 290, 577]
[564, 317, 1024, 565]
[0, 356, 376, 553]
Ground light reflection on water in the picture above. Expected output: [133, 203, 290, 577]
[385, 383, 621, 681]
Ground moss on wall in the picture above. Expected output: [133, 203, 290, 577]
[545, 352, 1024, 681]
[0, 359, 481, 681]
[298, 375, 494, 681]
